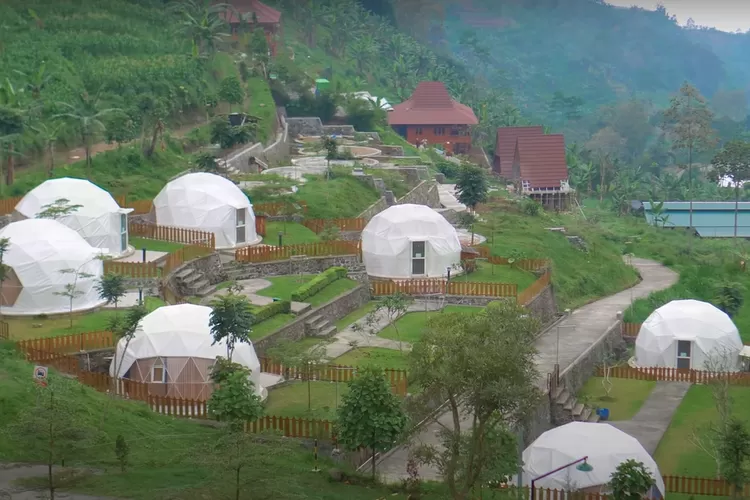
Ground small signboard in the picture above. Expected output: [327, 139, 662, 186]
[33, 365, 48, 382]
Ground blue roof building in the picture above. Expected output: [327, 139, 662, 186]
[643, 201, 750, 237]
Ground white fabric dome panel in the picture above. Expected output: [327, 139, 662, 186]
[361, 204, 461, 279]
[153, 173, 259, 249]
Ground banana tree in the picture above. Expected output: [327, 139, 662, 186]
[31, 121, 63, 178]
[0, 79, 26, 186]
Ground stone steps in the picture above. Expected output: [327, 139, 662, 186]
[553, 385, 599, 424]
[305, 314, 337, 337]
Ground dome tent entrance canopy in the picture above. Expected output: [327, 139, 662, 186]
[635, 299, 743, 371]
[521, 422, 665, 498]
[13, 177, 133, 257]
[111, 304, 264, 400]
[153, 172, 260, 249]
[361, 204, 461, 279]
[0, 219, 105, 316]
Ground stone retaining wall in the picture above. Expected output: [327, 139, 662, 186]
[323, 124, 356, 135]
[396, 180, 440, 208]
[524, 285, 557, 324]
[73, 348, 114, 374]
[287, 117, 323, 137]
[358, 197, 388, 221]
[226, 255, 362, 281]
[378, 145, 404, 156]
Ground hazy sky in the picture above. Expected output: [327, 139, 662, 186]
[606, 1, 750, 33]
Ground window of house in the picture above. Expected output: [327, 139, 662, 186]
[151, 358, 167, 383]
[451, 127, 460, 136]
[236, 208, 246, 244]
[415, 127, 423, 135]
[411, 241, 426, 276]
[434, 127, 445, 136]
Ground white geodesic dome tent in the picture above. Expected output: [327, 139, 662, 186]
[0, 219, 105, 316]
[111, 304, 265, 401]
[520, 422, 665, 498]
[13, 177, 132, 257]
[361, 204, 461, 279]
[635, 299, 743, 371]
[153, 172, 260, 249]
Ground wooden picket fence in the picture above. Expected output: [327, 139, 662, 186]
[235, 240, 362, 262]
[246, 415, 334, 439]
[255, 215, 266, 237]
[128, 222, 215, 249]
[621, 322, 641, 337]
[103, 260, 161, 278]
[253, 200, 307, 216]
[371, 279, 517, 298]
[17, 330, 113, 353]
[662, 475, 750, 496]
[0, 321, 8, 340]
[162, 244, 214, 275]
[0, 196, 22, 216]
[302, 218, 366, 233]
[518, 271, 552, 306]
[597, 365, 750, 385]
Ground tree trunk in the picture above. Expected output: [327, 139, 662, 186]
[145, 121, 161, 158]
[6, 144, 15, 186]
[47, 143, 55, 177]
[599, 158, 605, 202]
[235, 465, 240, 500]
[85, 144, 92, 178]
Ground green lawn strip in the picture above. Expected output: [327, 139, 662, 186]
[262, 221, 320, 245]
[378, 306, 484, 344]
[577, 377, 656, 420]
[334, 347, 409, 371]
[128, 237, 185, 253]
[334, 301, 379, 331]
[653, 385, 750, 476]
[263, 381, 348, 420]
[248, 313, 296, 341]
[255, 275, 359, 306]
[453, 261, 537, 289]
[0, 345, 408, 500]
[306, 279, 359, 306]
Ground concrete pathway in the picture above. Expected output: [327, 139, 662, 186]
[322, 300, 444, 359]
[376, 257, 678, 483]
[0, 463, 119, 500]
[608, 381, 691, 454]
[437, 184, 466, 212]
[114, 250, 167, 263]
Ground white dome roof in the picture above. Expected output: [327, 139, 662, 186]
[14, 177, 130, 257]
[362, 204, 461, 279]
[522, 422, 665, 496]
[0, 219, 105, 315]
[111, 304, 262, 394]
[635, 299, 743, 370]
[153, 173, 259, 249]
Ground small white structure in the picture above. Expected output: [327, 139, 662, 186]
[0, 219, 105, 316]
[635, 299, 743, 371]
[361, 204, 461, 279]
[13, 177, 132, 257]
[110, 304, 265, 401]
[521, 422, 665, 498]
[153, 172, 260, 249]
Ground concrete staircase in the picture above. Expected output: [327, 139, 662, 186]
[305, 314, 337, 338]
[175, 267, 214, 297]
[552, 385, 600, 424]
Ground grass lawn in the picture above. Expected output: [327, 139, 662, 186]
[334, 301, 378, 331]
[654, 385, 750, 476]
[453, 261, 537, 290]
[129, 237, 185, 253]
[262, 221, 320, 245]
[334, 347, 409, 371]
[249, 313, 296, 341]
[577, 377, 656, 421]
[378, 305, 484, 343]
[6, 297, 166, 340]
[255, 275, 359, 306]
[264, 381, 348, 420]
[0, 343, 413, 499]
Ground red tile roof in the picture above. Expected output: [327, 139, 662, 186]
[514, 134, 569, 189]
[221, 0, 281, 24]
[388, 82, 478, 126]
[493, 126, 544, 177]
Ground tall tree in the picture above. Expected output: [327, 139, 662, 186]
[663, 82, 717, 232]
[31, 121, 63, 177]
[717, 418, 750, 497]
[94, 273, 127, 312]
[53, 268, 94, 328]
[55, 92, 118, 176]
[169, 0, 232, 56]
[409, 301, 540, 499]
[218, 76, 244, 113]
[585, 126, 625, 202]
[209, 293, 254, 360]
[711, 140, 750, 239]
[336, 366, 407, 479]
[455, 164, 489, 212]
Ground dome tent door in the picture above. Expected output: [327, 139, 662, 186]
[236, 208, 246, 244]
[676, 340, 692, 369]
[411, 241, 426, 276]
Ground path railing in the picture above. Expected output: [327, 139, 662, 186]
[235, 240, 361, 262]
[302, 218, 366, 233]
[371, 279, 518, 298]
[518, 271, 552, 305]
[129, 222, 215, 249]
[597, 365, 750, 385]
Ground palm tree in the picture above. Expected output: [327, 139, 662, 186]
[54, 92, 118, 176]
[13, 63, 51, 100]
[31, 121, 63, 177]
[348, 35, 378, 77]
[169, 0, 232, 56]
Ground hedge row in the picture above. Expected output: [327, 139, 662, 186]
[290, 267, 348, 302]
[253, 300, 291, 324]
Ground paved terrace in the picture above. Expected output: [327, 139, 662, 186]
[377, 257, 679, 482]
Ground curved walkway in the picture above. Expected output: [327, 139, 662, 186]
[377, 257, 679, 483]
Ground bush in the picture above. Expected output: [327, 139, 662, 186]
[522, 198, 542, 216]
[253, 300, 291, 323]
[436, 159, 459, 180]
[290, 267, 348, 302]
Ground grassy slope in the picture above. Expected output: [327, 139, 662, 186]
[0, 342, 412, 500]
[378, 305, 483, 344]
[577, 377, 656, 421]
[263, 221, 321, 245]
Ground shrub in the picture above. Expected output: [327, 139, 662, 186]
[291, 267, 348, 302]
[436, 159, 459, 180]
[522, 198, 542, 216]
[253, 300, 291, 323]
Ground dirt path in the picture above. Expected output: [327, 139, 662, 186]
[0, 463, 121, 499]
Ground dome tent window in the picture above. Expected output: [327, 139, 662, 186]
[120, 213, 128, 253]
[151, 358, 167, 383]
[677, 340, 692, 369]
[236, 208, 246, 244]
[412, 241, 426, 275]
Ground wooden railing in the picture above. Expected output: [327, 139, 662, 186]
[246, 415, 334, 439]
[256, 215, 266, 237]
[518, 271, 552, 306]
[0, 321, 8, 340]
[17, 330, 113, 353]
[597, 365, 750, 385]
[129, 222, 215, 249]
[662, 475, 749, 496]
[0, 196, 22, 216]
[123, 199, 153, 215]
[621, 322, 641, 337]
[162, 244, 214, 275]
[103, 260, 161, 278]
[253, 200, 307, 216]
[302, 218, 366, 233]
[371, 279, 517, 298]
[235, 240, 362, 263]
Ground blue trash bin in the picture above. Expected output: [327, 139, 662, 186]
[597, 408, 610, 421]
